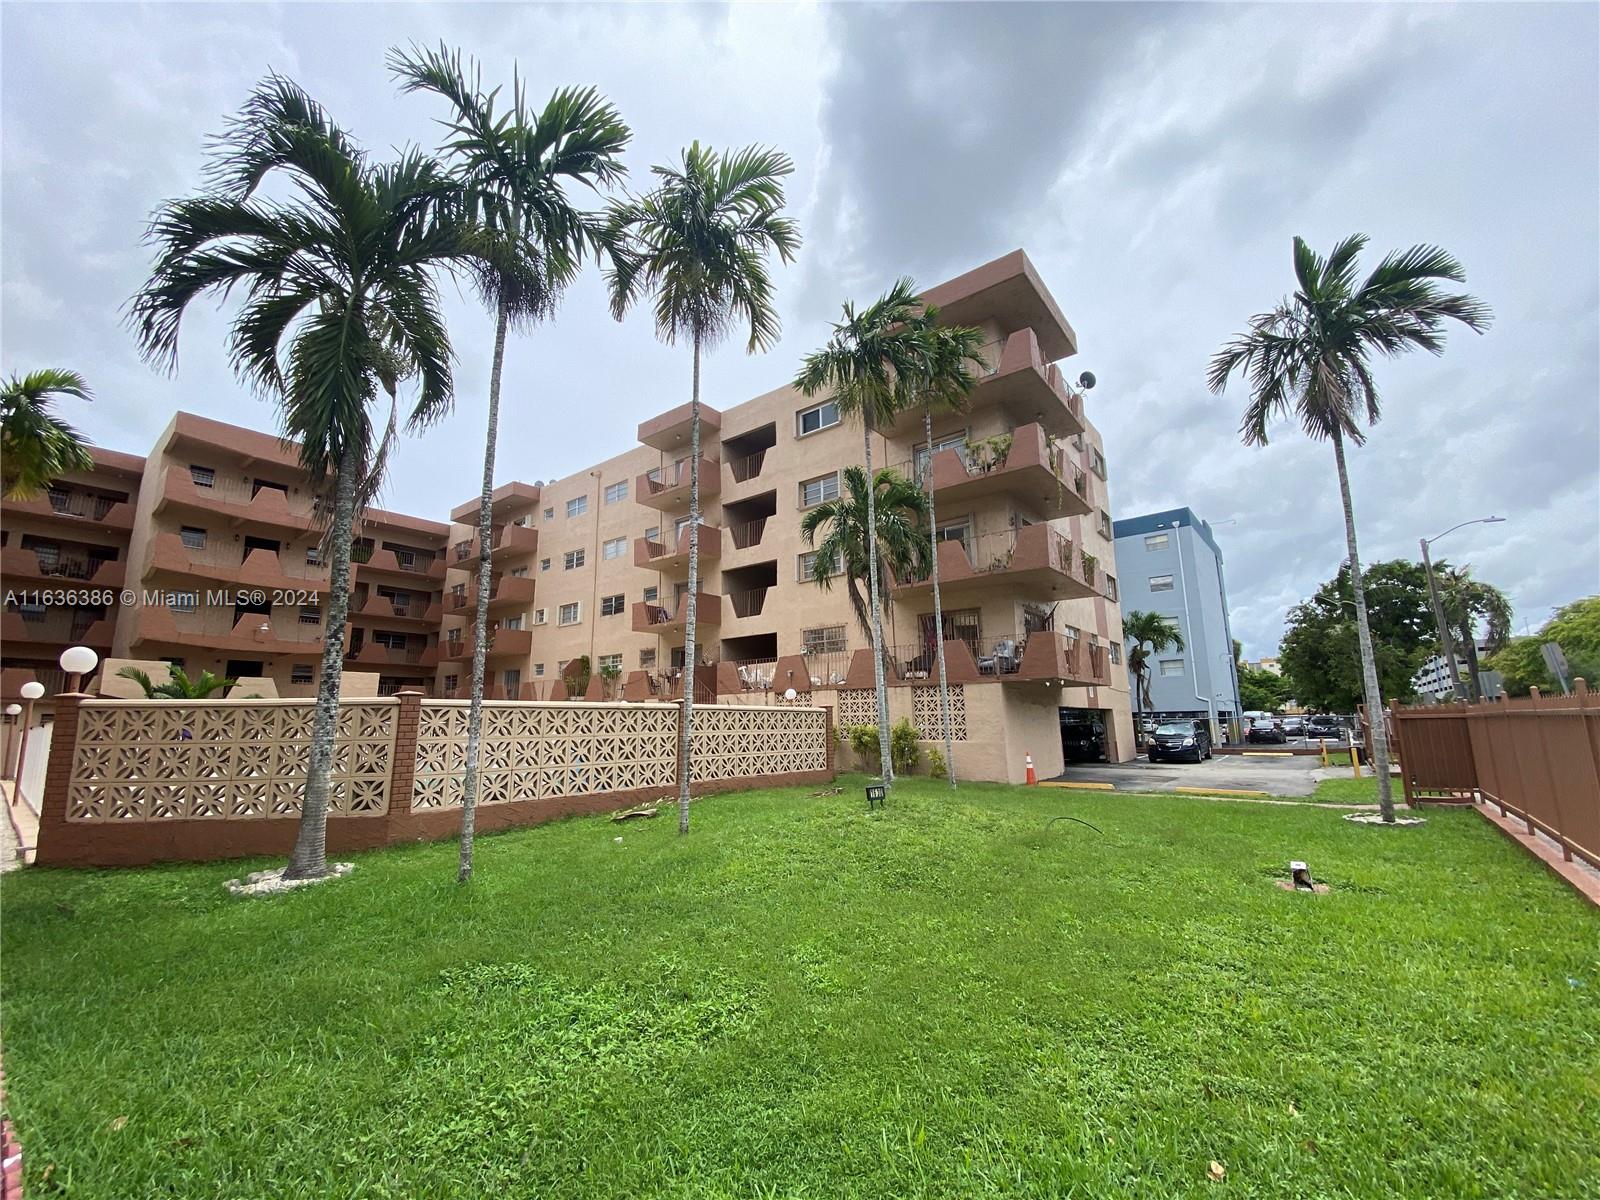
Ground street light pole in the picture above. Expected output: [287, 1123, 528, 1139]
[1420, 515, 1506, 703]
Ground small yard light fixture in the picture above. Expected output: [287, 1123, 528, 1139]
[59, 645, 99, 692]
[865, 783, 886, 810]
[3, 704, 20, 781]
[13, 681, 46, 794]
[784, 687, 797, 702]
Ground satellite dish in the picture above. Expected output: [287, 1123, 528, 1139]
[1077, 371, 1097, 390]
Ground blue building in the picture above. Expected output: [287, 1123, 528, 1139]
[1111, 508, 1242, 737]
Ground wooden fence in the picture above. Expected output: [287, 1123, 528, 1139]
[1389, 683, 1600, 872]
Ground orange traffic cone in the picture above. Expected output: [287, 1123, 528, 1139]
[1025, 752, 1037, 785]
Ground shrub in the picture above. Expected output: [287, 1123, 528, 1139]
[927, 745, 946, 778]
[890, 718, 920, 775]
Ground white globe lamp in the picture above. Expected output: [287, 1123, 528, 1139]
[60, 645, 99, 692]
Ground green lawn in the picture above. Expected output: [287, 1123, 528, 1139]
[3, 777, 1597, 1198]
[1309, 772, 1382, 805]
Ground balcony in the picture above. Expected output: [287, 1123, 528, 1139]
[442, 625, 533, 662]
[890, 328, 1084, 439]
[633, 523, 721, 572]
[631, 592, 721, 636]
[916, 422, 1091, 519]
[450, 523, 539, 571]
[354, 591, 443, 624]
[4, 488, 135, 531]
[893, 524, 1099, 602]
[355, 545, 448, 581]
[727, 588, 768, 619]
[127, 606, 327, 656]
[1, 546, 127, 589]
[446, 573, 535, 614]
[1, 611, 115, 652]
[636, 457, 720, 512]
[638, 400, 721, 452]
[144, 533, 333, 595]
[154, 466, 317, 535]
[348, 641, 440, 670]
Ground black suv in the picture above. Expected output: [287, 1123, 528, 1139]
[1305, 715, 1343, 740]
[1148, 719, 1212, 763]
[1061, 718, 1107, 762]
[1247, 718, 1287, 745]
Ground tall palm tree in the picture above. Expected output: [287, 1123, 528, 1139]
[605, 143, 800, 835]
[799, 465, 931, 649]
[1, 369, 95, 499]
[904, 308, 986, 788]
[1208, 235, 1490, 822]
[1439, 563, 1513, 702]
[391, 43, 630, 883]
[131, 75, 487, 879]
[795, 280, 925, 787]
[1123, 610, 1185, 730]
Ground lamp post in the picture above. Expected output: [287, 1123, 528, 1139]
[3, 705, 21, 781]
[1420, 516, 1506, 701]
[11, 681, 45, 798]
[59, 645, 99, 694]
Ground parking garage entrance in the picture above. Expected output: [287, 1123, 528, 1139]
[1060, 705, 1113, 764]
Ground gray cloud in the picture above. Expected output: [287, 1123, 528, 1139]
[2, 1, 1596, 660]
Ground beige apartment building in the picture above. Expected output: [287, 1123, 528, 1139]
[435, 251, 1135, 774]
[2, 250, 1134, 777]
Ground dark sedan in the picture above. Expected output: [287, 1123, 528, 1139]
[1247, 719, 1287, 745]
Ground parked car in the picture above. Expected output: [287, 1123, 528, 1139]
[1247, 718, 1287, 745]
[1305, 715, 1343, 740]
[1060, 718, 1107, 763]
[1148, 719, 1212, 763]
[1281, 716, 1305, 738]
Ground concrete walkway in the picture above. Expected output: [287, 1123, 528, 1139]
[0, 781, 35, 872]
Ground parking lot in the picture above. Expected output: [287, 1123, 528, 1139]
[1053, 749, 1337, 797]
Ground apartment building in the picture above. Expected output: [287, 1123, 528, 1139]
[1111, 507, 1242, 737]
[437, 251, 1136, 773]
[1, 446, 145, 700]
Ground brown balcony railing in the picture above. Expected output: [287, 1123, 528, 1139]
[729, 588, 768, 618]
[729, 518, 767, 550]
[729, 450, 767, 483]
[47, 490, 123, 520]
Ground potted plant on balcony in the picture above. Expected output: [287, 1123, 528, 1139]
[1081, 550, 1098, 585]
[963, 432, 1012, 474]
[599, 662, 622, 700]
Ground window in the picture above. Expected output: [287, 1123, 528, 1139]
[189, 465, 216, 488]
[509, 566, 529, 578]
[558, 602, 580, 626]
[799, 550, 842, 580]
[604, 480, 628, 505]
[797, 400, 840, 436]
[1144, 532, 1169, 552]
[1109, 643, 1122, 665]
[598, 653, 622, 673]
[1097, 510, 1112, 539]
[803, 625, 847, 655]
[374, 630, 408, 649]
[305, 546, 321, 565]
[1149, 574, 1174, 592]
[1105, 575, 1118, 602]
[533, 608, 548, 625]
[298, 605, 321, 626]
[503, 615, 523, 630]
[644, 525, 660, 542]
[444, 674, 459, 691]
[639, 648, 656, 669]
[913, 432, 967, 480]
[180, 526, 207, 550]
[161, 657, 186, 669]
[540, 558, 551, 572]
[601, 593, 625, 617]
[563, 549, 585, 570]
[642, 585, 658, 604]
[674, 515, 693, 538]
[291, 664, 314, 684]
[1159, 658, 1185, 676]
[602, 537, 626, 560]
[566, 495, 588, 518]
[502, 669, 521, 693]
[170, 592, 198, 613]
[800, 472, 840, 508]
[1090, 447, 1107, 479]
[534, 663, 545, 677]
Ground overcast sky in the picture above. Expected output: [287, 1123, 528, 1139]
[3, 2, 1596, 657]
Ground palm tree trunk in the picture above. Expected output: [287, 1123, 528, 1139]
[924, 406, 955, 787]
[1332, 429, 1395, 821]
[457, 294, 509, 883]
[1461, 631, 1484, 702]
[862, 415, 894, 786]
[283, 443, 360, 880]
[677, 333, 702, 835]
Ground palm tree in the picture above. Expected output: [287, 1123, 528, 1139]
[130, 75, 487, 879]
[605, 142, 799, 836]
[795, 280, 925, 787]
[1439, 563, 1513, 702]
[2, 369, 95, 499]
[391, 44, 629, 883]
[1123, 610, 1185, 734]
[117, 665, 236, 699]
[904, 308, 987, 788]
[799, 466, 931, 650]
[1208, 234, 1490, 822]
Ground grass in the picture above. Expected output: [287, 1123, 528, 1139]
[1309, 772, 1382, 805]
[3, 776, 1597, 1198]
